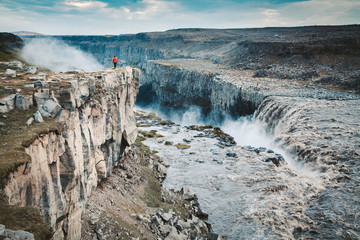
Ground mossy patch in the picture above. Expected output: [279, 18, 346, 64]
[175, 144, 190, 149]
[0, 108, 62, 240]
[164, 141, 173, 146]
[0, 107, 64, 188]
[0, 195, 52, 240]
[138, 130, 164, 138]
[188, 125, 213, 131]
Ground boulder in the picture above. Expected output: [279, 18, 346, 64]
[5, 229, 34, 240]
[39, 99, 61, 118]
[34, 89, 50, 106]
[0, 224, 5, 237]
[32, 80, 44, 88]
[4, 69, 16, 77]
[25, 117, 34, 126]
[207, 232, 220, 240]
[29, 75, 46, 82]
[165, 227, 182, 240]
[180, 186, 197, 201]
[157, 163, 167, 175]
[159, 211, 173, 222]
[34, 111, 44, 123]
[15, 94, 33, 110]
[25, 66, 37, 74]
[226, 152, 237, 158]
[0, 94, 16, 113]
[4, 87, 13, 93]
[176, 219, 191, 230]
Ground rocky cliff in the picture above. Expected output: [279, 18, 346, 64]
[0, 67, 139, 239]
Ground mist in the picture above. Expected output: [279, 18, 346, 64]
[21, 38, 104, 72]
[137, 103, 319, 176]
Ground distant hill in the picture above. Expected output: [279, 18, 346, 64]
[0, 32, 23, 61]
[12, 31, 45, 36]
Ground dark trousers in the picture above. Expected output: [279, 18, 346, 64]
[113, 62, 117, 68]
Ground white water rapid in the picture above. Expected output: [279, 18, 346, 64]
[136, 105, 324, 239]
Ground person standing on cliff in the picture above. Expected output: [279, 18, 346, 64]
[112, 56, 117, 69]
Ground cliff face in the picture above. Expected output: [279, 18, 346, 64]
[3, 68, 139, 239]
[138, 60, 263, 122]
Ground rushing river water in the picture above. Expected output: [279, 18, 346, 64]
[136, 106, 323, 239]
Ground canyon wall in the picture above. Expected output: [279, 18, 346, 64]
[3, 68, 139, 239]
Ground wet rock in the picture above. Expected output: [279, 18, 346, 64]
[265, 157, 282, 167]
[226, 152, 237, 158]
[207, 232, 221, 240]
[4, 69, 16, 77]
[157, 163, 167, 175]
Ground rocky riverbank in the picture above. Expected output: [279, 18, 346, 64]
[81, 111, 217, 240]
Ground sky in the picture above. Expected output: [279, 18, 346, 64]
[0, 0, 359, 35]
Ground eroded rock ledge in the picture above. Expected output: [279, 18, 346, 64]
[2, 68, 139, 239]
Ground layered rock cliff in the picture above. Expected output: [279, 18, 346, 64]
[1, 68, 139, 239]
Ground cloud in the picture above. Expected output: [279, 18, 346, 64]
[64, 0, 108, 9]
[0, 0, 359, 35]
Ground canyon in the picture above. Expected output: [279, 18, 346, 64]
[0, 25, 359, 239]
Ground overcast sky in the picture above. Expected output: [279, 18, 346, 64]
[1, 0, 359, 35]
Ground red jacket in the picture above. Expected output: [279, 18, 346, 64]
[112, 57, 117, 63]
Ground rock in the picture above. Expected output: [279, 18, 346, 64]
[207, 232, 220, 240]
[5, 229, 35, 240]
[159, 225, 172, 237]
[183, 138, 191, 143]
[34, 89, 50, 106]
[176, 219, 191, 231]
[159, 211, 173, 222]
[265, 157, 282, 167]
[39, 99, 61, 118]
[15, 94, 33, 110]
[29, 75, 46, 82]
[4, 69, 16, 77]
[0, 224, 4, 236]
[33, 111, 44, 123]
[165, 227, 182, 240]
[180, 186, 197, 201]
[226, 152, 237, 158]
[0, 225, 34, 240]
[0, 94, 16, 113]
[25, 66, 37, 74]
[25, 117, 34, 126]
[32, 80, 44, 88]
[151, 215, 162, 227]
[4, 87, 13, 93]
[157, 163, 167, 175]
